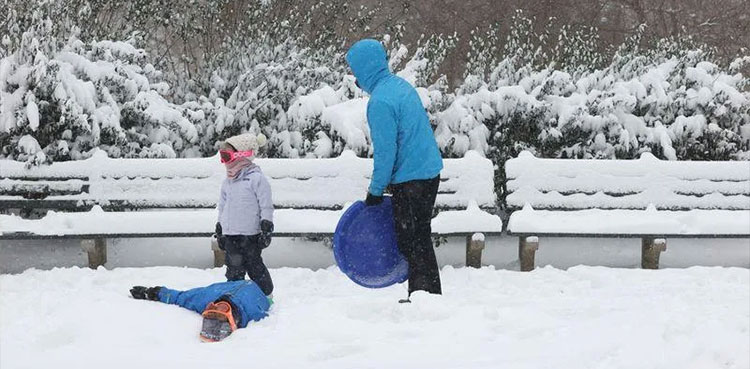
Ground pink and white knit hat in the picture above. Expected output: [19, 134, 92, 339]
[224, 133, 267, 158]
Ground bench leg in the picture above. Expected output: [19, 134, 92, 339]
[641, 238, 667, 269]
[211, 238, 225, 268]
[466, 233, 485, 268]
[81, 238, 107, 269]
[519, 236, 539, 272]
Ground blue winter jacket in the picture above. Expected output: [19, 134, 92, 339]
[346, 39, 443, 196]
[158, 280, 270, 328]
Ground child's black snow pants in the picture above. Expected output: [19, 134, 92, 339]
[391, 175, 442, 295]
[220, 234, 274, 296]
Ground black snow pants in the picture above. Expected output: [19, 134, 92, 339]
[391, 175, 442, 295]
[221, 234, 274, 296]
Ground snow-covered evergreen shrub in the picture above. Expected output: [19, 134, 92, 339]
[272, 33, 459, 159]
[439, 19, 749, 203]
[181, 36, 350, 158]
[172, 0, 404, 158]
[0, 16, 196, 163]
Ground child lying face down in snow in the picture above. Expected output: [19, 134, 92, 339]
[130, 280, 271, 342]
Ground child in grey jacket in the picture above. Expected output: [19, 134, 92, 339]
[215, 133, 275, 296]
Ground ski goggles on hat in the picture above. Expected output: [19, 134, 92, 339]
[200, 301, 238, 342]
[219, 150, 254, 164]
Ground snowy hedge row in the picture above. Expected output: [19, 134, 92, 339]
[1, 18, 748, 173]
[442, 48, 750, 166]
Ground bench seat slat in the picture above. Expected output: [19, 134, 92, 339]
[0, 195, 492, 211]
[0, 231, 498, 240]
[0, 208, 503, 238]
[507, 207, 750, 236]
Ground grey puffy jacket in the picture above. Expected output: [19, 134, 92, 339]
[218, 165, 274, 236]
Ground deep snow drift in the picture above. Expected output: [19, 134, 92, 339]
[1, 266, 748, 369]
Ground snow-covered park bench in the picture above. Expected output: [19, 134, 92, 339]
[505, 151, 750, 270]
[0, 150, 502, 268]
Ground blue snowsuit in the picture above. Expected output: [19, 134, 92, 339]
[157, 280, 270, 328]
[345, 39, 443, 196]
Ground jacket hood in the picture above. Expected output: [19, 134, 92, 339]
[345, 39, 390, 93]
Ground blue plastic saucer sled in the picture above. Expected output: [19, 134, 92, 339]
[333, 197, 408, 288]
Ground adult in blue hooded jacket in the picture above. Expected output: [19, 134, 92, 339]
[346, 39, 444, 298]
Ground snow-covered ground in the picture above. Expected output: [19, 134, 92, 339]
[1, 265, 748, 369]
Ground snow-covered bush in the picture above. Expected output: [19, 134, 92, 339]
[179, 37, 351, 158]
[171, 0, 403, 158]
[432, 16, 750, 201]
[0, 16, 197, 164]
[271, 33, 459, 159]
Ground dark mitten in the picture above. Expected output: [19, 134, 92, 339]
[130, 286, 162, 301]
[365, 192, 383, 206]
[130, 286, 148, 299]
[260, 219, 274, 248]
[214, 222, 225, 250]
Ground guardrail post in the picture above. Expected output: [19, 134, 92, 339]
[519, 236, 539, 272]
[466, 233, 485, 268]
[80, 238, 107, 269]
[211, 238, 225, 268]
[641, 238, 667, 269]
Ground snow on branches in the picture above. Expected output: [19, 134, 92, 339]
[1, 11, 748, 169]
[0, 16, 198, 164]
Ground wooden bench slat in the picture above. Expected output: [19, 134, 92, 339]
[507, 173, 750, 196]
[0, 197, 490, 212]
[0, 179, 88, 196]
[1, 151, 497, 210]
[0, 207, 503, 239]
[506, 207, 750, 236]
[506, 188, 750, 211]
[506, 151, 750, 181]
[0, 231, 503, 240]
[507, 232, 750, 239]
